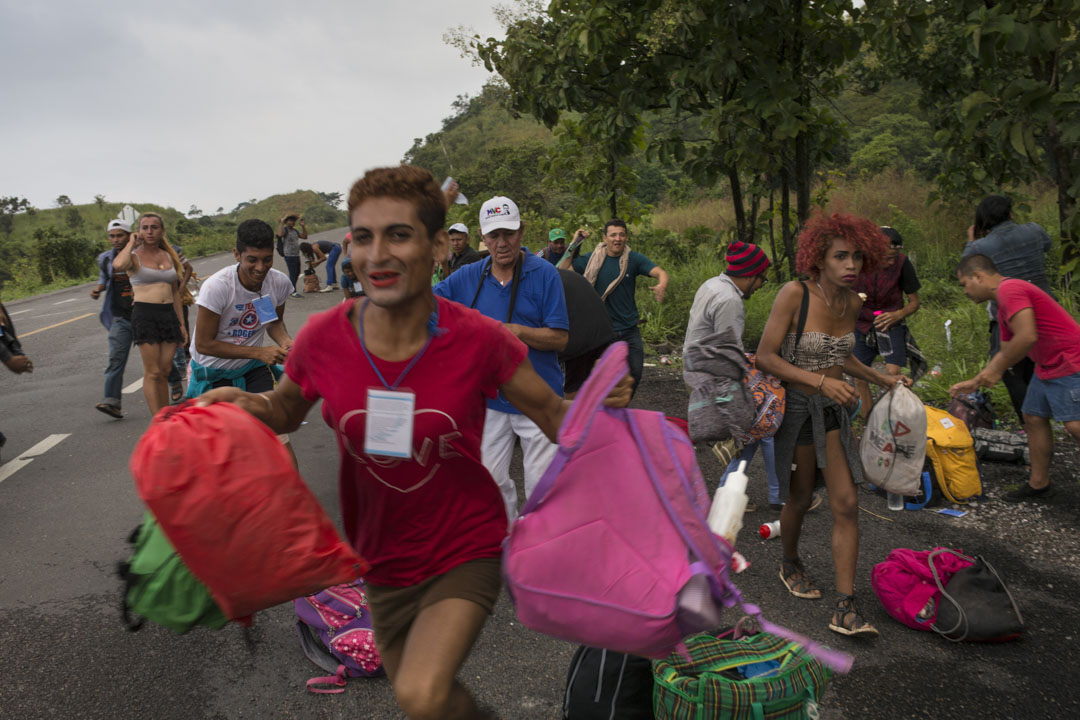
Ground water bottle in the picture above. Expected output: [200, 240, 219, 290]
[707, 460, 749, 545]
[872, 311, 892, 356]
[758, 520, 781, 540]
[887, 492, 905, 511]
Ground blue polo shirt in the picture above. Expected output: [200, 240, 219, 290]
[435, 252, 569, 414]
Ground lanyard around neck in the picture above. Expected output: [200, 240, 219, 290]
[357, 299, 438, 390]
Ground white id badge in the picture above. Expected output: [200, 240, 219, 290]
[364, 389, 415, 458]
[252, 295, 278, 325]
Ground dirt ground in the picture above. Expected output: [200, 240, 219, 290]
[629, 364, 1080, 719]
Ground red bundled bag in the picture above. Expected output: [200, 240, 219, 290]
[131, 402, 368, 621]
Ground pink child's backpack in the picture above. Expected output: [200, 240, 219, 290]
[871, 547, 973, 631]
[504, 343, 851, 671]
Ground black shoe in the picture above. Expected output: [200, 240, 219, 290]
[1003, 483, 1052, 503]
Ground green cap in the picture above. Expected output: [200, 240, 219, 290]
[548, 228, 567, 242]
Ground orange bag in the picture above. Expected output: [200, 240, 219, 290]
[131, 402, 368, 622]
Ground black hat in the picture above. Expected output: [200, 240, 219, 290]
[880, 226, 903, 247]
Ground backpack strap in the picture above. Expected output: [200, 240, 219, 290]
[789, 281, 809, 364]
[306, 665, 348, 694]
[468, 253, 524, 322]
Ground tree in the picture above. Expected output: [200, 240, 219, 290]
[188, 205, 202, 217]
[0, 196, 31, 237]
[216, 206, 224, 215]
[55, 195, 72, 208]
[317, 191, 343, 208]
[94, 194, 106, 209]
[472, 0, 861, 274]
[64, 207, 84, 230]
[864, 0, 1080, 272]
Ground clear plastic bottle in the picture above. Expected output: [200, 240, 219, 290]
[887, 492, 905, 511]
[758, 520, 781, 540]
[873, 311, 893, 356]
[707, 460, 749, 545]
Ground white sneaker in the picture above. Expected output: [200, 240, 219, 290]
[319, 284, 337, 292]
[289, 292, 303, 299]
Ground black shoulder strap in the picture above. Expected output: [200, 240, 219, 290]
[790, 281, 809, 363]
[468, 252, 524, 323]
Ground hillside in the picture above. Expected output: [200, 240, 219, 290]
[0, 191, 345, 297]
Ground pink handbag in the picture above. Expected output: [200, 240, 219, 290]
[503, 343, 851, 670]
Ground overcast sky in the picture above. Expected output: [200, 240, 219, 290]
[0, 0, 502, 214]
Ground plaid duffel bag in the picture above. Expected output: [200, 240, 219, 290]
[652, 629, 832, 720]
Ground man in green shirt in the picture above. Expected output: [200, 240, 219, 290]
[561, 219, 668, 395]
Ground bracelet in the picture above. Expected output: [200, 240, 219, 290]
[816, 375, 825, 391]
[259, 393, 274, 413]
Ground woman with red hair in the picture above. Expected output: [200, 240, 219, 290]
[756, 213, 911, 637]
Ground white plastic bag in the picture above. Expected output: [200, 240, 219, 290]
[860, 383, 928, 494]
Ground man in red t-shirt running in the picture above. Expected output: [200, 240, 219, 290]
[200, 166, 630, 720]
[950, 254, 1080, 502]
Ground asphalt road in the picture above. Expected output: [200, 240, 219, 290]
[2, 231, 1079, 719]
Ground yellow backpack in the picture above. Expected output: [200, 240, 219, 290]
[924, 406, 983, 504]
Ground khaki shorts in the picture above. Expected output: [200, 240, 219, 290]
[366, 556, 503, 653]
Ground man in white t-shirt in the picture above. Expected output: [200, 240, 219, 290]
[187, 219, 295, 397]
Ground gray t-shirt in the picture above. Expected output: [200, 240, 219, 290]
[962, 220, 1053, 314]
[683, 274, 745, 357]
[281, 227, 301, 257]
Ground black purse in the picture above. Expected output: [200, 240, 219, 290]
[928, 548, 1025, 642]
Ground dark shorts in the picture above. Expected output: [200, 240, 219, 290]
[132, 302, 183, 346]
[853, 325, 907, 368]
[365, 557, 502, 654]
[210, 364, 274, 393]
[794, 403, 844, 446]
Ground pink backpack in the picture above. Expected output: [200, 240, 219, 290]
[871, 547, 973, 631]
[504, 343, 851, 671]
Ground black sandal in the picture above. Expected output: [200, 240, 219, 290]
[829, 595, 879, 636]
[780, 559, 822, 599]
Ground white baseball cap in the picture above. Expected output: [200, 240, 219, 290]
[478, 196, 521, 235]
[107, 219, 131, 233]
[448, 222, 469, 235]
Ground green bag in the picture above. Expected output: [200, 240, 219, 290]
[652, 630, 832, 720]
[117, 512, 228, 633]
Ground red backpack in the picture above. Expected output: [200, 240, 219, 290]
[131, 402, 368, 622]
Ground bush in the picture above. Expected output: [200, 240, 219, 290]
[33, 226, 99, 282]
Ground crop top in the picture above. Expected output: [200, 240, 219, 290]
[129, 261, 179, 286]
[781, 331, 855, 372]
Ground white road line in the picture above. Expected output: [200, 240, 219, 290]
[0, 434, 71, 485]
[123, 378, 144, 394]
[53, 298, 78, 305]
[8, 309, 32, 315]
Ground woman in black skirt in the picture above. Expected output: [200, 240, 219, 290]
[113, 212, 187, 417]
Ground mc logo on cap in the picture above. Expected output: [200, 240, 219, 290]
[479, 196, 521, 234]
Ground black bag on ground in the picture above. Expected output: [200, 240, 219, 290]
[563, 646, 654, 720]
[929, 548, 1025, 642]
[947, 391, 996, 433]
[971, 427, 1029, 464]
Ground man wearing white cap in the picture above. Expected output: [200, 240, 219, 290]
[446, 222, 481, 275]
[89, 219, 136, 418]
[435, 196, 569, 521]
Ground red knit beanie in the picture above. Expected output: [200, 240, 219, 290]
[724, 241, 770, 277]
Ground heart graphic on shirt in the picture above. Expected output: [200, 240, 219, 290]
[336, 408, 463, 493]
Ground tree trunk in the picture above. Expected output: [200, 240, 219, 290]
[609, 153, 618, 218]
[749, 191, 761, 245]
[781, 162, 795, 277]
[792, 0, 811, 228]
[767, 185, 780, 281]
[727, 166, 748, 244]
[1046, 115, 1078, 282]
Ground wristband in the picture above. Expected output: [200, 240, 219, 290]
[816, 374, 825, 391]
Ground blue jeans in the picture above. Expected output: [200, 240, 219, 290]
[615, 326, 644, 397]
[325, 245, 341, 285]
[720, 436, 781, 506]
[284, 255, 301, 292]
[103, 316, 133, 407]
